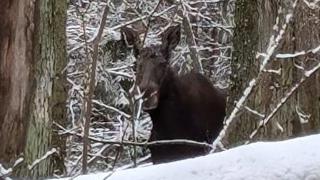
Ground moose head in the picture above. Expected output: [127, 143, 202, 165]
[121, 25, 181, 110]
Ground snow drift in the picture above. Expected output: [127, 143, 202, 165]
[54, 134, 320, 180]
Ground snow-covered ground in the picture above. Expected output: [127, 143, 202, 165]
[53, 134, 320, 180]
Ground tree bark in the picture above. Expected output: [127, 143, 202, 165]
[0, 0, 67, 178]
[226, 0, 320, 146]
[0, 0, 35, 168]
[226, 0, 260, 146]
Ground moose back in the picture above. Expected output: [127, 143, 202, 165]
[121, 25, 226, 164]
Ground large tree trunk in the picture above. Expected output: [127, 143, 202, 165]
[226, 0, 260, 146]
[226, 0, 320, 146]
[0, 0, 36, 167]
[0, 0, 67, 178]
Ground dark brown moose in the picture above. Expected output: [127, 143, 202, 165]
[121, 25, 226, 164]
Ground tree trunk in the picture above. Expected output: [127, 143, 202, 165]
[226, 0, 260, 146]
[0, 0, 67, 178]
[226, 0, 320, 147]
[0, 0, 34, 167]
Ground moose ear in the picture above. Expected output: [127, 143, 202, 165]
[121, 27, 141, 57]
[161, 25, 181, 57]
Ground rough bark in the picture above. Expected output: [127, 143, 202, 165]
[293, 3, 320, 134]
[0, 0, 35, 167]
[226, 0, 260, 145]
[227, 1, 320, 146]
[0, 0, 67, 178]
[20, 0, 68, 177]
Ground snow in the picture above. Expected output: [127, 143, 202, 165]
[28, 148, 57, 170]
[276, 51, 306, 58]
[51, 134, 320, 180]
[312, 45, 320, 54]
[0, 157, 24, 179]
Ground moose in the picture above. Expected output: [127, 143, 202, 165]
[121, 25, 226, 164]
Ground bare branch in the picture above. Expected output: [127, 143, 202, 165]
[82, 3, 110, 174]
[182, 2, 203, 73]
[248, 62, 320, 142]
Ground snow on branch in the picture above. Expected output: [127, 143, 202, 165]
[259, 0, 298, 71]
[181, 1, 203, 73]
[1, 148, 57, 179]
[92, 100, 131, 118]
[28, 148, 58, 170]
[242, 104, 265, 118]
[67, 4, 178, 54]
[295, 106, 311, 124]
[248, 61, 320, 141]
[302, 0, 320, 9]
[54, 121, 213, 149]
[110, 5, 177, 31]
[262, 44, 320, 59]
[0, 158, 23, 179]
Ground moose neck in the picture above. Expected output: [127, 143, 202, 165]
[158, 68, 178, 101]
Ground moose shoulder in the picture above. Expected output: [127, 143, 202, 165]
[121, 25, 226, 164]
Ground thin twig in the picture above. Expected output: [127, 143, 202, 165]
[55, 122, 213, 149]
[82, 2, 110, 174]
[111, 124, 130, 170]
[110, 5, 177, 31]
[181, 1, 203, 73]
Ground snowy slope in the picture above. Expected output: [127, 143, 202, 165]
[55, 134, 320, 180]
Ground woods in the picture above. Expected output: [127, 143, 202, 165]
[0, 0, 319, 179]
